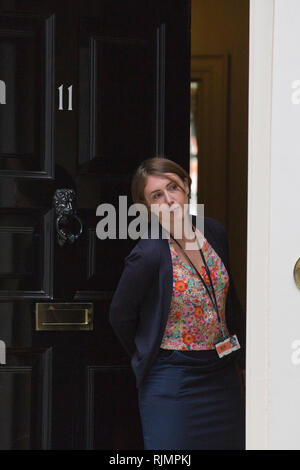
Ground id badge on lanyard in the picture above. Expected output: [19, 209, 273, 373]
[215, 334, 241, 358]
[170, 227, 241, 359]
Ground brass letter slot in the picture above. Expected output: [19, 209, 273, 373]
[35, 303, 93, 331]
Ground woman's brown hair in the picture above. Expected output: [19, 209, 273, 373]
[131, 157, 192, 209]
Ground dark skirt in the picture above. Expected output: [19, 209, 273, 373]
[138, 348, 245, 450]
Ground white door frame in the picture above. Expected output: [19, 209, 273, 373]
[246, 0, 275, 449]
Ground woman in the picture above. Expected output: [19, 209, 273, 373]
[109, 157, 246, 450]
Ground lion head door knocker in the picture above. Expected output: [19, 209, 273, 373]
[53, 189, 83, 246]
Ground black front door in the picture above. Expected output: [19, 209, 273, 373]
[0, 0, 190, 449]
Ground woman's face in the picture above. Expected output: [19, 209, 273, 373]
[143, 173, 189, 230]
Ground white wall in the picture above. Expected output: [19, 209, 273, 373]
[246, 0, 274, 449]
[247, 0, 300, 450]
[268, 0, 300, 449]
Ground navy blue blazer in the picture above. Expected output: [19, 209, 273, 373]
[109, 215, 246, 388]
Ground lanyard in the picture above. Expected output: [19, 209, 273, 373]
[169, 226, 223, 329]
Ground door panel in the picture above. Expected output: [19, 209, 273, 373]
[0, 12, 54, 177]
[0, 0, 190, 449]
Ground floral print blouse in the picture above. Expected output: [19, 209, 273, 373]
[160, 234, 231, 350]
